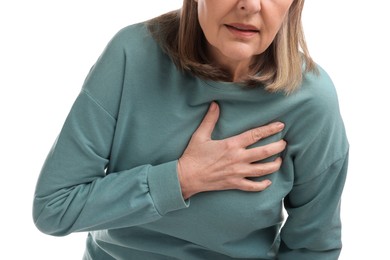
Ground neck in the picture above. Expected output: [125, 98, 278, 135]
[207, 45, 253, 83]
[229, 63, 252, 82]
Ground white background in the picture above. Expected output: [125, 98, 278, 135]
[1, 0, 389, 259]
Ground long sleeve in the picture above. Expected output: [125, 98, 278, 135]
[278, 67, 349, 259]
[32, 27, 188, 236]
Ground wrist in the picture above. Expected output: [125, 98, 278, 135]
[177, 158, 196, 199]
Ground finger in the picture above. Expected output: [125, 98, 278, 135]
[193, 102, 220, 141]
[244, 157, 283, 177]
[231, 122, 284, 148]
[236, 179, 272, 192]
[243, 140, 286, 162]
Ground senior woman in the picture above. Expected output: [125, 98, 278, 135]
[33, 0, 348, 259]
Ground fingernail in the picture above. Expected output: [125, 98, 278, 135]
[275, 122, 284, 129]
[209, 102, 217, 111]
[265, 180, 272, 186]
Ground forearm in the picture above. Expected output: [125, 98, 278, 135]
[33, 161, 188, 236]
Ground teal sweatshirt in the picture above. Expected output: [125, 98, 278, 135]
[33, 22, 349, 260]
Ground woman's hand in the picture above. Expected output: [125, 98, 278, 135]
[178, 102, 286, 199]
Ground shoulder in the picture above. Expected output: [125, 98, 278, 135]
[293, 64, 341, 120]
[99, 23, 150, 54]
[283, 63, 346, 144]
[103, 22, 171, 72]
[288, 62, 346, 130]
[79, 23, 158, 117]
[112, 22, 150, 43]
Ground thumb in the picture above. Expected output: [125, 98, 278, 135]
[193, 102, 219, 141]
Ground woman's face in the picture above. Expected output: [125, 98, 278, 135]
[196, 0, 293, 72]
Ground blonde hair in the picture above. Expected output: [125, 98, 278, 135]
[148, 0, 317, 94]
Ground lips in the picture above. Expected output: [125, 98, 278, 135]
[225, 23, 259, 33]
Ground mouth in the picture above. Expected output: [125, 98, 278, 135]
[225, 23, 260, 33]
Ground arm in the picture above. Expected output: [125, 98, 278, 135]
[278, 68, 349, 259]
[33, 89, 189, 236]
[278, 152, 348, 260]
[33, 28, 188, 236]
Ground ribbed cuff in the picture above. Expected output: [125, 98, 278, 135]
[147, 160, 189, 215]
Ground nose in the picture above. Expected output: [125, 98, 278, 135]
[238, 0, 261, 13]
